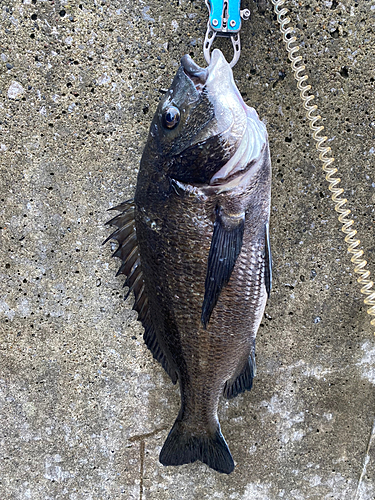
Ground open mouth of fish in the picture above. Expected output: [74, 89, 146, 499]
[181, 50, 267, 193]
[181, 53, 209, 92]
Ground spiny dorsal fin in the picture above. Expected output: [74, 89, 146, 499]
[105, 200, 177, 384]
[201, 206, 245, 328]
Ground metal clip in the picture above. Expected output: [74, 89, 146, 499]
[203, 0, 250, 68]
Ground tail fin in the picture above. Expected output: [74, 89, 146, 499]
[159, 419, 234, 474]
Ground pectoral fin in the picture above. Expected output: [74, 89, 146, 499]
[265, 222, 272, 299]
[201, 207, 245, 328]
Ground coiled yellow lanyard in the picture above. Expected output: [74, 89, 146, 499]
[271, 0, 375, 330]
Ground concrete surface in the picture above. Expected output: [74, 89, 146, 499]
[0, 0, 374, 498]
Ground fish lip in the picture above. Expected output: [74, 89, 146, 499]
[180, 50, 228, 90]
[180, 54, 208, 91]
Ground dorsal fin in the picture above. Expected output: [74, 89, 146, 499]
[105, 200, 177, 384]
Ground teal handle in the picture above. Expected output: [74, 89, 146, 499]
[208, 0, 241, 33]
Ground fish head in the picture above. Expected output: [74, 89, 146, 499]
[146, 49, 268, 188]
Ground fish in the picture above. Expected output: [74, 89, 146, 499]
[105, 49, 272, 474]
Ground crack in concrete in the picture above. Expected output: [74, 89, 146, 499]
[128, 427, 168, 500]
[140, 440, 145, 500]
[128, 426, 168, 443]
[354, 417, 375, 500]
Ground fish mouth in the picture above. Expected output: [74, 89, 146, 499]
[181, 54, 208, 91]
[180, 50, 229, 91]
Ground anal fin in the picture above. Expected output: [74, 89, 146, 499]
[201, 206, 245, 328]
[223, 347, 256, 399]
[105, 200, 177, 384]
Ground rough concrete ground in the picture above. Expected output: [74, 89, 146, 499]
[0, 0, 374, 498]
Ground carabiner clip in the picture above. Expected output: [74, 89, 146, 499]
[203, 0, 250, 68]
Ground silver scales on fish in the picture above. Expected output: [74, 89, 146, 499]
[105, 0, 271, 474]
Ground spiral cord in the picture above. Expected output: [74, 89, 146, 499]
[271, 0, 375, 329]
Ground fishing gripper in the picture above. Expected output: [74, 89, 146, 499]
[204, 0, 250, 68]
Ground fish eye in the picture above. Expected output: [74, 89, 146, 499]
[163, 106, 180, 129]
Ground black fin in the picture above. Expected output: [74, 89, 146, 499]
[159, 420, 234, 474]
[201, 207, 245, 328]
[143, 319, 178, 384]
[104, 200, 177, 384]
[223, 347, 256, 399]
[265, 222, 272, 299]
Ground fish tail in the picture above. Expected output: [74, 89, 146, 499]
[159, 419, 234, 474]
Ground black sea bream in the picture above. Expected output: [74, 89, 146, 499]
[106, 49, 272, 474]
